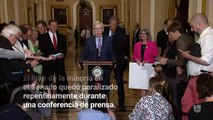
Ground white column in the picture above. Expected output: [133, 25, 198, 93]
[73, 1, 79, 30]
[14, 0, 19, 24]
[121, 0, 124, 22]
[43, 0, 47, 21]
[189, 0, 203, 20]
[37, 0, 42, 20]
[3, 0, 8, 22]
[135, 0, 139, 23]
[206, 0, 213, 26]
[197, 0, 202, 13]
[150, 0, 155, 40]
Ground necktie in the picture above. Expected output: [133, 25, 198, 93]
[53, 33, 57, 50]
[98, 39, 102, 56]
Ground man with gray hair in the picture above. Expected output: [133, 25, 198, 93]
[179, 14, 213, 120]
[80, 21, 116, 113]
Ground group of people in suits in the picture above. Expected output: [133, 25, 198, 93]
[0, 19, 68, 119]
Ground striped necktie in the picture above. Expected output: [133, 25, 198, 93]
[98, 39, 102, 56]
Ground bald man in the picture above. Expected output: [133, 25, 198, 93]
[180, 14, 213, 120]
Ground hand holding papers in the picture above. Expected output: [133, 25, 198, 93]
[129, 62, 155, 89]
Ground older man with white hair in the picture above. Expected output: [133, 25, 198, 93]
[0, 25, 39, 106]
[80, 21, 116, 113]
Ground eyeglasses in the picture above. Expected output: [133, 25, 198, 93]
[94, 28, 103, 30]
[12, 35, 20, 40]
[140, 32, 147, 34]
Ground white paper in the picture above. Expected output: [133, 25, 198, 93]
[128, 62, 156, 89]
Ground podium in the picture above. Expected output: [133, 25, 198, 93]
[80, 60, 114, 84]
[81, 60, 113, 66]
[80, 60, 114, 112]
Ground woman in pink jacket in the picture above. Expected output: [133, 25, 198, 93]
[133, 29, 158, 96]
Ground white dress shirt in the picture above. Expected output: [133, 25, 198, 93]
[13, 39, 27, 53]
[188, 26, 213, 75]
[48, 31, 58, 45]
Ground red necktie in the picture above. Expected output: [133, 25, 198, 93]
[53, 33, 57, 50]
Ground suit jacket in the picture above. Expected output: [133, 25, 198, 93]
[0, 35, 31, 83]
[38, 31, 67, 74]
[0, 48, 24, 59]
[133, 41, 158, 63]
[103, 26, 127, 63]
[132, 28, 140, 44]
[166, 34, 195, 81]
[80, 35, 115, 61]
[167, 34, 195, 66]
[157, 29, 168, 56]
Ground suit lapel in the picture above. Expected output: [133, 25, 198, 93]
[92, 36, 96, 52]
[100, 35, 106, 57]
[56, 33, 60, 50]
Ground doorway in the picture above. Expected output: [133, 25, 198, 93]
[79, 2, 93, 46]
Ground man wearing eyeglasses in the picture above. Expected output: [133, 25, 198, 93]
[80, 21, 116, 113]
[0, 25, 39, 106]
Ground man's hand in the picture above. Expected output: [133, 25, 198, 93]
[124, 56, 128, 60]
[30, 59, 39, 68]
[57, 53, 64, 59]
[25, 49, 34, 58]
[159, 57, 168, 65]
[178, 49, 191, 59]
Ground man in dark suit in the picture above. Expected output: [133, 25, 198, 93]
[103, 16, 128, 112]
[80, 21, 116, 113]
[132, 23, 140, 50]
[36, 20, 48, 42]
[156, 19, 173, 56]
[39, 20, 68, 103]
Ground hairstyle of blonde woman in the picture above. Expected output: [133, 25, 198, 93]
[31, 27, 38, 33]
[1, 25, 22, 38]
[149, 76, 167, 95]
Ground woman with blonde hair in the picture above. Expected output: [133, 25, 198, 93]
[28, 27, 43, 74]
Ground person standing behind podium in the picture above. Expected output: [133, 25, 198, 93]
[38, 20, 68, 103]
[79, 21, 116, 112]
[103, 16, 128, 112]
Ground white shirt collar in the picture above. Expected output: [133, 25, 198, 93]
[200, 26, 211, 38]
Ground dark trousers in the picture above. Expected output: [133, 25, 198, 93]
[75, 37, 78, 48]
[114, 60, 127, 107]
[43, 72, 68, 103]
